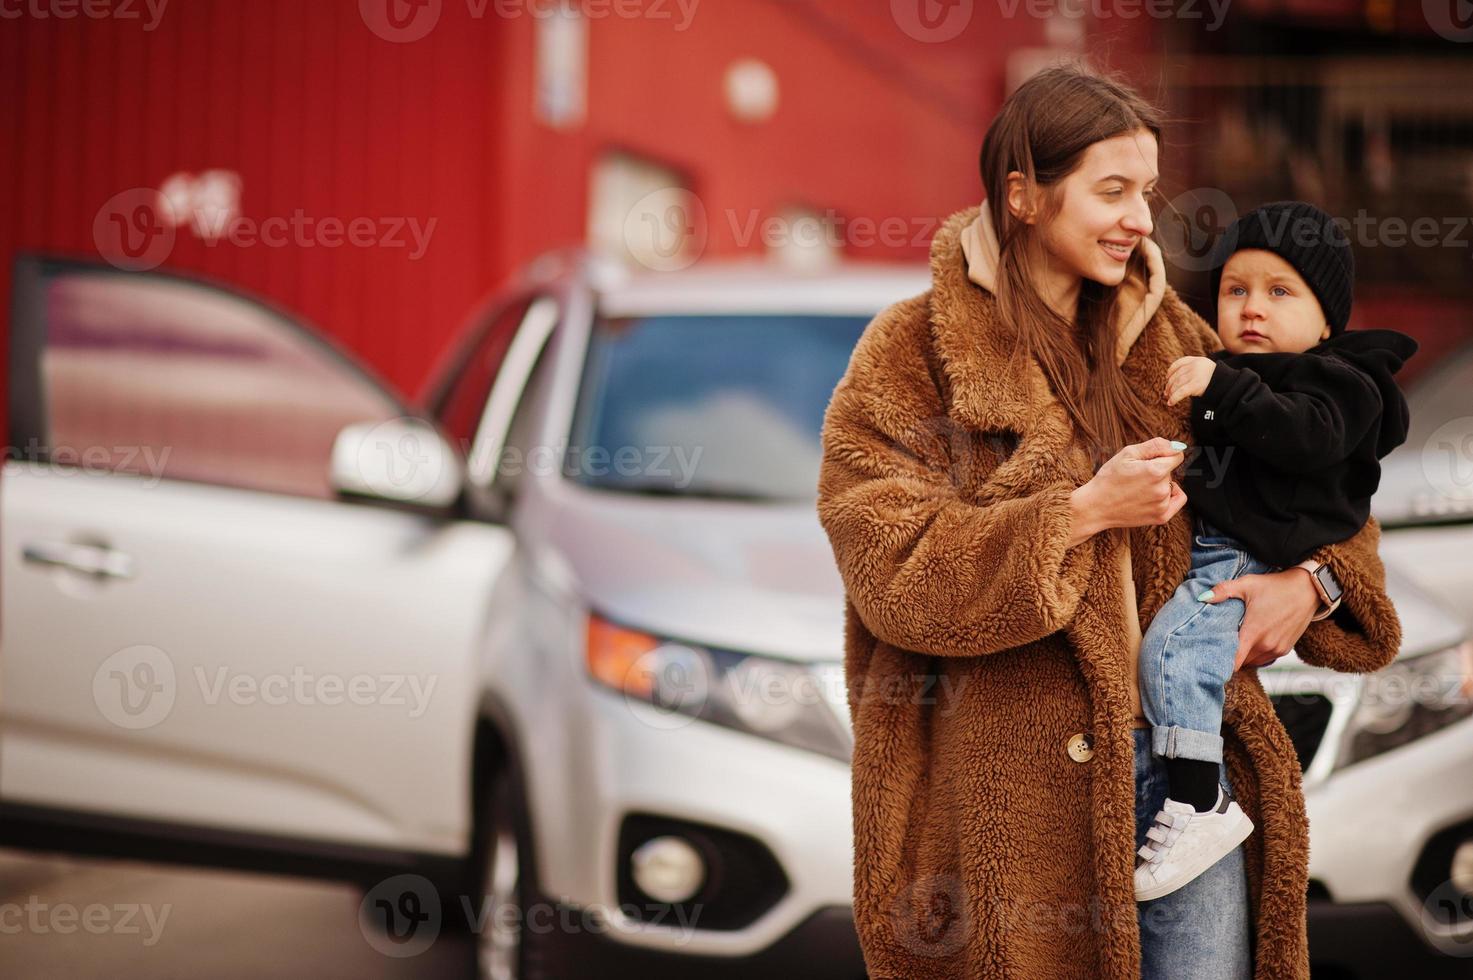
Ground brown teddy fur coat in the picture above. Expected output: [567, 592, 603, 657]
[816, 203, 1403, 979]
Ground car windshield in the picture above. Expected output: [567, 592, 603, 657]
[566, 313, 870, 501]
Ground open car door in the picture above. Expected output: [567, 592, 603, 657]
[0, 257, 514, 876]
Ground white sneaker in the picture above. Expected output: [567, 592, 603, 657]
[1134, 788, 1254, 902]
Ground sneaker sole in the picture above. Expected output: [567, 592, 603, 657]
[1135, 811, 1254, 902]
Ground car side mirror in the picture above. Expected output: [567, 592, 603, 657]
[329, 418, 464, 513]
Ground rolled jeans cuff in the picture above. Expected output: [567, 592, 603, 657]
[1151, 724, 1224, 764]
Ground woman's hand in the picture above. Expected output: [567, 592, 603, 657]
[1070, 437, 1188, 543]
[1165, 356, 1217, 406]
[1199, 567, 1323, 670]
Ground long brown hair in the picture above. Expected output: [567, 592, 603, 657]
[980, 63, 1167, 470]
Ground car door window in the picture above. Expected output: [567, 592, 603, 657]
[430, 296, 535, 453]
[19, 261, 403, 500]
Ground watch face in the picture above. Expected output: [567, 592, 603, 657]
[1314, 565, 1343, 602]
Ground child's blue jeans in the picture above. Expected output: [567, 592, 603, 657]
[1139, 515, 1280, 765]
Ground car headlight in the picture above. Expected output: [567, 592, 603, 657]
[584, 611, 851, 763]
[1338, 639, 1473, 769]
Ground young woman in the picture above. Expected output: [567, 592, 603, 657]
[816, 64, 1402, 978]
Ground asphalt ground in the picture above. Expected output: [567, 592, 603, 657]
[0, 847, 476, 979]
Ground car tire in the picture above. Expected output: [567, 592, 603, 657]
[465, 757, 544, 980]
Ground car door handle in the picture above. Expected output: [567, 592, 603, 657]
[22, 541, 136, 580]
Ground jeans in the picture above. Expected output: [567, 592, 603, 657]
[1134, 727, 1253, 978]
[1139, 515, 1280, 765]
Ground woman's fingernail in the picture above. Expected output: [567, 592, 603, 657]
[1170, 441, 1188, 451]
[1197, 589, 1214, 602]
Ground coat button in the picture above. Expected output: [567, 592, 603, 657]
[1067, 732, 1094, 763]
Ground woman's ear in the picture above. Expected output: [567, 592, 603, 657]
[1005, 171, 1037, 225]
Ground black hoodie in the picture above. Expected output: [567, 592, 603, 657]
[1180, 328, 1419, 567]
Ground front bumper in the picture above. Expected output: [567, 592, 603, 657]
[1302, 714, 1473, 959]
[1308, 899, 1472, 978]
[524, 901, 867, 979]
[524, 680, 855, 959]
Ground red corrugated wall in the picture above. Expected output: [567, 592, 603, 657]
[1, 0, 1092, 431]
[0, 0, 509, 418]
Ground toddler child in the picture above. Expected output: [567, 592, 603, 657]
[1134, 200, 1418, 901]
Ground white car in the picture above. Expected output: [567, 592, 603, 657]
[2, 251, 1470, 978]
[1299, 338, 1473, 976]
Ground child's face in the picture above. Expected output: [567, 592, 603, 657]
[1216, 249, 1332, 354]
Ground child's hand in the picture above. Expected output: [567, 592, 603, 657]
[1165, 356, 1217, 406]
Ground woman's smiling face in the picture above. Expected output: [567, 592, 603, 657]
[1029, 129, 1159, 289]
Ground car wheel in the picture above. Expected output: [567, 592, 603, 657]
[473, 761, 534, 980]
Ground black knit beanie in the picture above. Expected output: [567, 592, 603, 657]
[1207, 201, 1355, 335]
